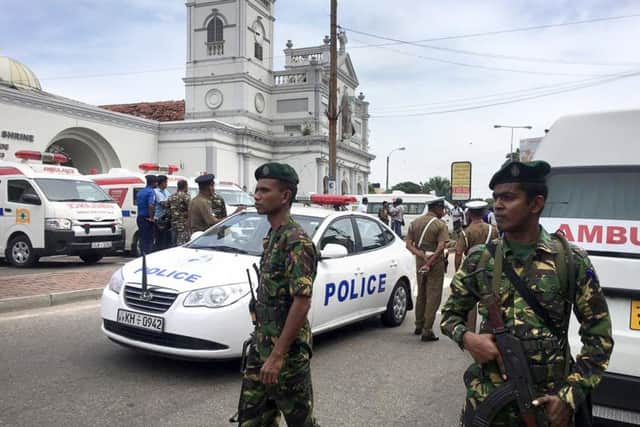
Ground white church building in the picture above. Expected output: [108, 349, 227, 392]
[0, 0, 374, 195]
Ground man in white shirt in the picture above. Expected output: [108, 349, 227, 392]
[357, 197, 368, 213]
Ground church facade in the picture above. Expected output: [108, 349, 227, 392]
[0, 0, 374, 195]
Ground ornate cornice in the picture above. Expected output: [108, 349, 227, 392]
[0, 87, 160, 133]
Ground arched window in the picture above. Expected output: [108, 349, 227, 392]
[207, 17, 224, 43]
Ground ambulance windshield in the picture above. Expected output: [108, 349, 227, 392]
[35, 178, 115, 203]
[216, 189, 255, 206]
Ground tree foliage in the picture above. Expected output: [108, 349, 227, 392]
[421, 176, 451, 199]
[391, 181, 423, 194]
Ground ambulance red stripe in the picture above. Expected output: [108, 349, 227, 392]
[0, 167, 23, 176]
[92, 177, 145, 185]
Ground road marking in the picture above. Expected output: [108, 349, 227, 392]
[0, 301, 100, 322]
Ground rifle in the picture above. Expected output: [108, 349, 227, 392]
[461, 269, 547, 427]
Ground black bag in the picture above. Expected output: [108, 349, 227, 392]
[156, 212, 171, 230]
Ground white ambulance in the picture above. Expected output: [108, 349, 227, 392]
[89, 164, 196, 256]
[535, 109, 640, 425]
[0, 150, 124, 267]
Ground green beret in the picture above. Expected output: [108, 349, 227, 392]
[254, 162, 299, 185]
[489, 160, 551, 189]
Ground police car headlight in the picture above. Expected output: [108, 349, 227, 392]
[45, 218, 72, 230]
[183, 283, 249, 308]
[108, 268, 125, 294]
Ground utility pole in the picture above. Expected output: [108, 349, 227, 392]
[327, 0, 338, 194]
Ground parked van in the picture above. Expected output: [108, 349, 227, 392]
[535, 109, 640, 425]
[88, 164, 196, 256]
[357, 192, 454, 234]
[0, 151, 124, 267]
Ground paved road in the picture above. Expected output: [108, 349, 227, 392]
[0, 301, 470, 427]
[0, 255, 128, 277]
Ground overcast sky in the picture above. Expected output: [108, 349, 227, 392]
[2, 0, 640, 197]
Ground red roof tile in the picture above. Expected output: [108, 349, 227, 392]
[99, 100, 185, 122]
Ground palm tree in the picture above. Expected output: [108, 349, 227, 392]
[421, 176, 451, 199]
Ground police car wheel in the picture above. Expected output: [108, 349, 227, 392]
[7, 235, 38, 268]
[382, 281, 409, 327]
[80, 253, 103, 264]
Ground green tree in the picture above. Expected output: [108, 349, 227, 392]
[421, 176, 451, 199]
[391, 181, 423, 193]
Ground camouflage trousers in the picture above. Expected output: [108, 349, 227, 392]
[237, 345, 316, 426]
[171, 221, 190, 246]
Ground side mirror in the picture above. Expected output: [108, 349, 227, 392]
[21, 193, 41, 205]
[189, 231, 204, 241]
[320, 243, 348, 259]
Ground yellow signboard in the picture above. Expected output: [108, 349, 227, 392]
[631, 300, 640, 331]
[15, 208, 30, 224]
[451, 161, 472, 201]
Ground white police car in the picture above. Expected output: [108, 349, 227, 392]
[100, 206, 416, 359]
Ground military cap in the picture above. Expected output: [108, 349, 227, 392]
[195, 173, 215, 185]
[426, 196, 445, 205]
[489, 160, 551, 189]
[465, 200, 488, 210]
[254, 162, 299, 185]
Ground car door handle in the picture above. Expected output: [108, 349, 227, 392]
[4, 208, 12, 212]
[389, 261, 398, 268]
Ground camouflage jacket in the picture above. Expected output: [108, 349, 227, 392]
[168, 191, 190, 225]
[255, 215, 318, 362]
[209, 193, 227, 219]
[441, 227, 612, 420]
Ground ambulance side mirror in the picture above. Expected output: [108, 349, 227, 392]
[320, 243, 348, 259]
[189, 231, 204, 242]
[21, 193, 41, 205]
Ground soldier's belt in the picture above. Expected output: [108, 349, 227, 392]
[529, 362, 566, 385]
[520, 338, 562, 352]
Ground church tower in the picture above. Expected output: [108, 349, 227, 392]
[184, 0, 275, 122]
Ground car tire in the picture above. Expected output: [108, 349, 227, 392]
[6, 235, 38, 268]
[382, 280, 409, 327]
[130, 232, 141, 258]
[80, 253, 103, 264]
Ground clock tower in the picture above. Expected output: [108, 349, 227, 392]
[184, 0, 275, 122]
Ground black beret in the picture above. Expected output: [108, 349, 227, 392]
[195, 173, 215, 184]
[489, 160, 551, 189]
[254, 162, 299, 185]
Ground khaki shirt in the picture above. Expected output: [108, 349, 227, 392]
[188, 194, 216, 232]
[406, 212, 449, 266]
[455, 221, 499, 255]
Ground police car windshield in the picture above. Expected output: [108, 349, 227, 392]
[188, 212, 322, 255]
[216, 189, 255, 206]
[34, 179, 114, 203]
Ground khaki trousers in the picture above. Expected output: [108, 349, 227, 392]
[414, 263, 445, 335]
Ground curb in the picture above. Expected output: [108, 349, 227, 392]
[0, 288, 104, 314]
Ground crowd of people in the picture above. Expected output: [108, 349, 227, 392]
[134, 173, 242, 255]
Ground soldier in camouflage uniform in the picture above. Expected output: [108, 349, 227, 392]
[168, 179, 191, 246]
[209, 183, 227, 220]
[441, 160, 613, 427]
[237, 162, 318, 426]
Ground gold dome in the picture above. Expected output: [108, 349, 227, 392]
[0, 56, 42, 91]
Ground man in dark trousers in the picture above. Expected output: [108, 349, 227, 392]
[135, 174, 156, 255]
[441, 160, 613, 426]
[236, 162, 318, 426]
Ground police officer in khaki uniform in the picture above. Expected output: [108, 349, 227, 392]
[405, 197, 449, 341]
[454, 200, 499, 271]
[188, 174, 220, 233]
[454, 200, 499, 333]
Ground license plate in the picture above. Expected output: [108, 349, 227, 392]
[117, 309, 164, 332]
[631, 300, 640, 331]
[91, 241, 112, 249]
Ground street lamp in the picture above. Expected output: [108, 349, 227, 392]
[386, 146, 406, 191]
[493, 124, 532, 161]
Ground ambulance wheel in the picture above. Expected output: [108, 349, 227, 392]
[130, 233, 141, 258]
[80, 253, 103, 264]
[6, 235, 38, 268]
[382, 280, 409, 327]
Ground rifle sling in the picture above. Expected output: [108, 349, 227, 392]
[486, 242, 563, 340]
